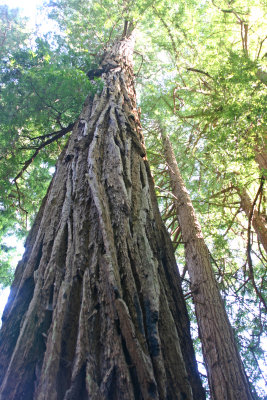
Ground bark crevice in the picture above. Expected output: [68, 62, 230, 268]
[0, 35, 205, 400]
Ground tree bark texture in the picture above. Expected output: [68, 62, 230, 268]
[0, 35, 205, 400]
[161, 132, 255, 400]
[238, 188, 267, 254]
[254, 143, 267, 173]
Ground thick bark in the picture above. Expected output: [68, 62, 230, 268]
[0, 35, 205, 400]
[238, 188, 267, 253]
[161, 132, 254, 400]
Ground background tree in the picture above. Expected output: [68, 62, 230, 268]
[160, 125, 254, 399]
[137, 0, 266, 396]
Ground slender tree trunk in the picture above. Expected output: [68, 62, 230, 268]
[238, 188, 267, 253]
[249, 138, 267, 252]
[254, 144, 267, 173]
[161, 131, 255, 400]
[0, 34, 205, 400]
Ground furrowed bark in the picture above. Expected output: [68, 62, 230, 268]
[161, 131, 255, 400]
[0, 34, 205, 400]
[238, 188, 267, 254]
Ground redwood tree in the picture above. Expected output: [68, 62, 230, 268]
[161, 129, 255, 400]
[0, 30, 205, 399]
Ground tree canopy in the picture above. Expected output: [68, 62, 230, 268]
[0, 0, 266, 398]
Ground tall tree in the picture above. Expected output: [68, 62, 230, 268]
[137, 2, 266, 394]
[237, 186, 267, 254]
[0, 27, 205, 400]
[160, 127, 254, 400]
[1, 0, 266, 398]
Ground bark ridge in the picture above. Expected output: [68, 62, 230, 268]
[0, 36, 204, 400]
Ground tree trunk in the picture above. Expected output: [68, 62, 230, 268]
[238, 188, 267, 253]
[0, 34, 205, 400]
[254, 144, 267, 173]
[161, 131, 254, 400]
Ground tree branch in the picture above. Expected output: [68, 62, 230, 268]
[256, 36, 267, 60]
[14, 180, 28, 217]
[134, 50, 144, 78]
[14, 122, 74, 183]
[186, 67, 213, 80]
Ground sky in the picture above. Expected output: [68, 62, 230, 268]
[0, 236, 25, 327]
[0, 0, 57, 36]
[0, 287, 10, 326]
[0, 0, 44, 18]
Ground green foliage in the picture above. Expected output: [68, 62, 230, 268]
[0, 0, 266, 397]
[0, 5, 28, 59]
[137, 1, 266, 396]
[0, 245, 16, 287]
[0, 6, 94, 271]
